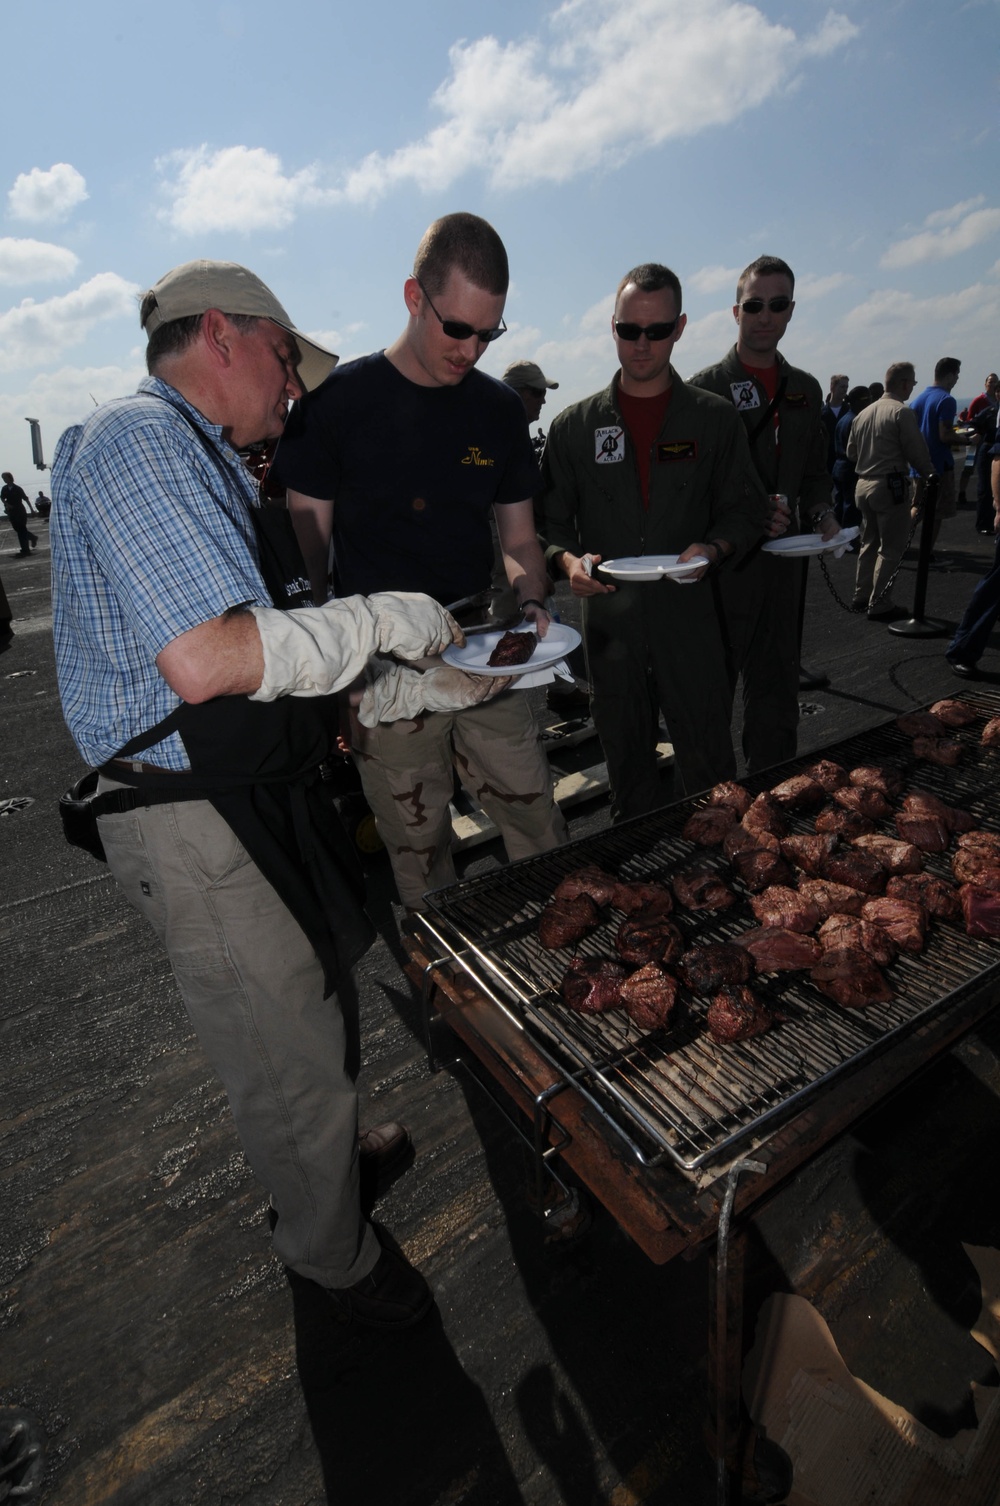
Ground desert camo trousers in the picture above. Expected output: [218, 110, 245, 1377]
[352, 692, 567, 909]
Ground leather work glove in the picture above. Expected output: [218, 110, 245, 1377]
[248, 593, 463, 702]
[357, 657, 511, 728]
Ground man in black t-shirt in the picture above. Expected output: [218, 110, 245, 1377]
[275, 213, 567, 910]
[1, 472, 38, 556]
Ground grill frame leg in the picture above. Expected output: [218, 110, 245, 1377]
[708, 1159, 766, 1506]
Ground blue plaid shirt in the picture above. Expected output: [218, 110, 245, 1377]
[51, 377, 270, 770]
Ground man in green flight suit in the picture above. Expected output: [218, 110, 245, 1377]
[539, 262, 766, 820]
[690, 255, 839, 774]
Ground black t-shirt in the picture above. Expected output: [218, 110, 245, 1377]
[273, 352, 540, 604]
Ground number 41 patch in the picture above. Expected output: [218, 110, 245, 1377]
[594, 426, 624, 463]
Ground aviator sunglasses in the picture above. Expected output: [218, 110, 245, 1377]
[613, 318, 679, 341]
[739, 296, 793, 314]
[414, 276, 507, 343]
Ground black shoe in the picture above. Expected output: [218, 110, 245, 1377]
[325, 1242, 433, 1329]
[28, 535, 37, 549]
[949, 660, 978, 679]
[868, 605, 908, 623]
[15, 550, 30, 557]
[359, 1120, 414, 1203]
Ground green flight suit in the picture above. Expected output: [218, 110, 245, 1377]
[540, 371, 766, 818]
[689, 348, 832, 773]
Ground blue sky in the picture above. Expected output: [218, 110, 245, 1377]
[2, 0, 998, 484]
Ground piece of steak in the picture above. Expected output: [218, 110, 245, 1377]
[902, 790, 975, 834]
[861, 896, 929, 953]
[897, 710, 945, 737]
[959, 884, 1000, 939]
[707, 780, 752, 817]
[912, 735, 964, 767]
[750, 885, 821, 933]
[951, 848, 1000, 890]
[743, 794, 789, 838]
[678, 942, 753, 993]
[780, 832, 839, 876]
[620, 963, 679, 1030]
[553, 865, 620, 906]
[810, 946, 893, 1008]
[707, 985, 781, 1043]
[894, 811, 951, 854]
[817, 913, 898, 967]
[561, 957, 628, 1014]
[538, 894, 601, 949]
[769, 774, 826, 810]
[833, 785, 893, 821]
[819, 847, 887, 895]
[612, 880, 674, 917]
[982, 718, 1000, 748]
[886, 872, 961, 922]
[800, 759, 850, 792]
[956, 830, 1000, 857]
[615, 913, 685, 967]
[730, 846, 794, 893]
[815, 804, 876, 839]
[849, 764, 905, 798]
[682, 806, 737, 846]
[724, 823, 781, 860]
[488, 629, 538, 667]
[849, 834, 924, 875]
[672, 865, 737, 911]
[929, 698, 978, 728]
[796, 876, 867, 918]
[736, 927, 823, 971]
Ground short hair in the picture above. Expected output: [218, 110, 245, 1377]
[934, 356, 961, 381]
[735, 256, 794, 302]
[885, 361, 915, 391]
[1, 471, 11, 483]
[412, 212, 509, 297]
[828, 374, 848, 391]
[139, 294, 260, 374]
[615, 263, 683, 313]
[846, 385, 871, 415]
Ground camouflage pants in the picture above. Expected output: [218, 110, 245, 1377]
[352, 693, 567, 909]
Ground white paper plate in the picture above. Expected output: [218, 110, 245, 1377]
[599, 554, 710, 582]
[441, 621, 582, 678]
[762, 526, 859, 558]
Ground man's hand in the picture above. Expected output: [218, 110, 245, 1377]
[817, 511, 841, 542]
[677, 543, 716, 581]
[764, 495, 792, 539]
[560, 551, 615, 596]
[357, 659, 512, 727]
[519, 599, 552, 638]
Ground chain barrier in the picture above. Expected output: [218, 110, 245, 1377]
[816, 511, 922, 615]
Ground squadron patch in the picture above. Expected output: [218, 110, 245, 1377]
[784, 391, 809, 408]
[657, 440, 697, 462]
[730, 380, 761, 411]
[594, 426, 624, 464]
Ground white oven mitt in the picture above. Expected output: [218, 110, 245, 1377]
[358, 657, 510, 727]
[248, 593, 462, 701]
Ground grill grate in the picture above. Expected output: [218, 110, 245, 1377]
[424, 690, 1000, 1172]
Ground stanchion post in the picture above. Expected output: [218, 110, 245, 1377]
[889, 474, 950, 638]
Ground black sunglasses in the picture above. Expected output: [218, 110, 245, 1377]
[613, 319, 678, 342]
[739, 296, 793, 314]
[414, 276, 507, 343]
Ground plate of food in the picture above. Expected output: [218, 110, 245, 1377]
[441, 621, 582, 678]
[599, 554, 710, 582]
[762, 526, 859, 558]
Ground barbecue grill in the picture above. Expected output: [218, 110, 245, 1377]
[405, 688, 1000, 1504]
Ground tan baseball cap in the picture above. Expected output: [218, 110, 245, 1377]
[141, 260, 338, 392]
[501, 359, 558, 391]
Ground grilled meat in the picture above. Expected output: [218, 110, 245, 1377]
[744, 794, 789, 838]
[707, 780, 752, 817]
[849, 763, 905, 798]
[886, 872, 961, 922]
[897, 710, 945, 737]
[672, 865, 737, 911]
[488, 629, 537, 667]
[982, 718, 1000, 748]
[800, 759, 850, 792]
[780, 832, 838, 875]
[955, 830, 1000, 857]
[894, 811, 950, 853]
[553, 865, 620, 907]
[620, 963, 679, 1030]
[849, 834, 924, 875]
[861, 896, 929, 953]
[538, 894, 601, 949]
[810, 946, 893, 1008]
[815, 804, 876, 839]
[817, 914, 898, 967]
[929, 698, 978, 728]
[912, 735, 964, 767]
[818, 847, 887, 895]
[749, 885, 821, 933]
[951, 848, 1000, 890]
[833, 785, 893, 821]
[615, 913, 685, 967]
[796, 876, 867, 918]
[737, 927, 823, 971]
[612, 880, 674, 917]
[723, 823, 780, 860]
[678, 942, 753, 993]
[561, 957, 628, 1013]
[707, 985, 780, 1043]
[682, 806, 737, 846]
[902, 790, 975, 833]
[959, 884, 1000, 939]
[730, 846, 794, 892]
[769, 774, 826, 810]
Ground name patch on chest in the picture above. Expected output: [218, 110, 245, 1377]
[594, 426, 624, 464]
[657, 440, 697, 462]
[731, 380, 761, 411]
[784, 391, 809, 409]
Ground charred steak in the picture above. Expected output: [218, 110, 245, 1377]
[538, 894, 601, 949]
[620, 964, 679, 1030]
[810, 946, 893, 1008]
[682, 806, 737, 846]
[678, 942, 753, 993]
[561, 957, 628, 1013]
[553, 866, 620, 907]
[796, 876, 867, 919]
[672, 865, 737, 911]
[707, 985, 779, 1044]
[817, 913, 898, 967]
[488, 629, 538, 667]
[886, 872, 961, 922]
[615, 913, 685, 967]
[707, 780, 753, 817]
[737, 927, 823, 971]
[960, 884, 1000, 939]
[749, 885, 821, 933]
[861, 896, 929, 953]
[929, 698, 978, 728]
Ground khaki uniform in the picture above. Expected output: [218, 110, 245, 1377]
[847, 395, 934, 615]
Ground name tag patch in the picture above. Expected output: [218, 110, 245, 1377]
[594, 426, 624, 463]
[785, 391, 809, 408]
[731, 380, 761, 411]
[657, 439, 697, 462]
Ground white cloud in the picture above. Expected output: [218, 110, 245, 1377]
[795, 272, 851, 298]
[0, 239, 79, 286]
[156, 145, 336, 235]
[8, 164, 88, 223]
[881, 200, 1000, 268]
[0, 274, 139, 372]
[0, 363, 145, 472]
[688, 265, 742, 296]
